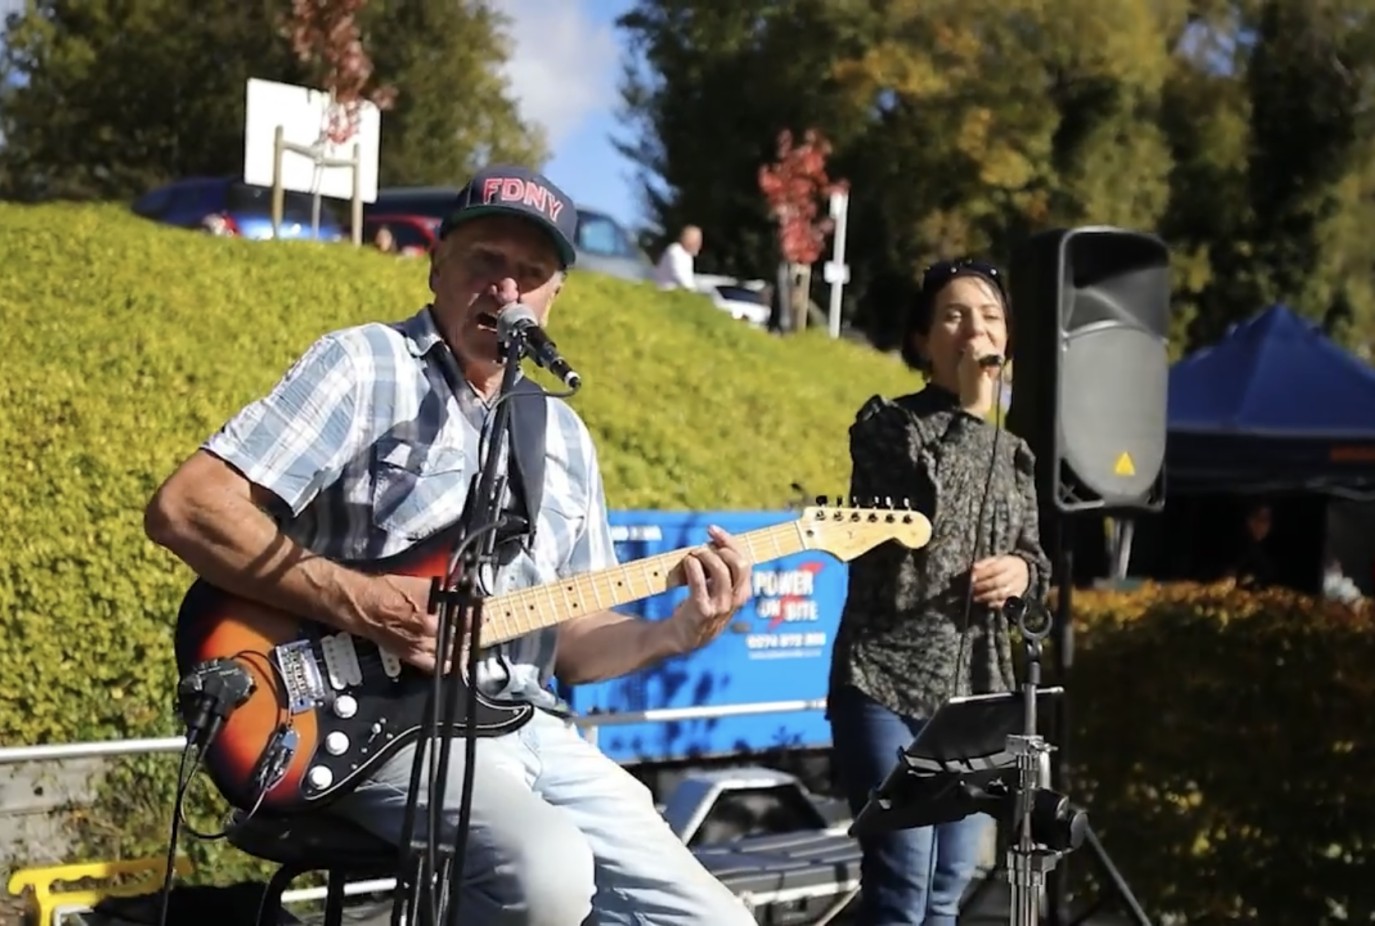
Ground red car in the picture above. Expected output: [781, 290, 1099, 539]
[358, 213, 440, 256]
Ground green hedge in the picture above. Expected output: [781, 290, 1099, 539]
[0, 203, 913, 878]
[1069, 582, 1375, 924]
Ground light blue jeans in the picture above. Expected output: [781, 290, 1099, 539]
[330, 707, 753, 926]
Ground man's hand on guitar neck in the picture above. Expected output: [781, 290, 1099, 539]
[663, 525, 753, 654]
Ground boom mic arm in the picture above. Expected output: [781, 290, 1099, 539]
[497, 305, 582, 390]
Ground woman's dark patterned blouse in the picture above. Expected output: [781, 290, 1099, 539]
[828, 384, 1052, 721]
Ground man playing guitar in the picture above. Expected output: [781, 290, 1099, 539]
[145, 165, 758, 926]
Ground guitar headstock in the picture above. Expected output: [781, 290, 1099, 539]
[798, 497, 932, 562]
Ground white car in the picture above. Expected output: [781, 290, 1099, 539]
[695, 276, 771, 328]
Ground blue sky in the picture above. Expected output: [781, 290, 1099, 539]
[494, 0, 646, 231]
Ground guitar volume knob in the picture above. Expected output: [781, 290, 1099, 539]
[306, 765, 334, 791]
[324, 731, 349, 756]
[333, 694, 358, 719]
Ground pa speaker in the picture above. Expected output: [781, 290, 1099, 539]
[1006, 226, 1171, 514]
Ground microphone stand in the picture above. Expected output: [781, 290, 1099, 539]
[391, 332, 530, 926]
[1005, 598, 1057, 926]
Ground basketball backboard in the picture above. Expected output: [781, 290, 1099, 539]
[243, 77, 380, 203]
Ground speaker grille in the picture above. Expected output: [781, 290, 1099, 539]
[1058, 325, 1168, 506]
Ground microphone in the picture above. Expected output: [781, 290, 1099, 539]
[497, 305, 582, 390]
[958, 349, 1006, 369]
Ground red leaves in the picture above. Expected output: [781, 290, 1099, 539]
[282, 0, 395, 144]
[758, 128, 846, 264]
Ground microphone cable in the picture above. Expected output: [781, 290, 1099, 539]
[913, 355, 1009, 913]
[941, 355, 1010, 709]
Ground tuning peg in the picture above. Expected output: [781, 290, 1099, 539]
[815, 495, 829, 507]
[884, 496, 894, 509]
[901, 497, 912, 509]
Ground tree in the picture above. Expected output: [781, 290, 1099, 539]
[283, 0, 396, 147]
[1160, 0, 1375, 353]
[0, 0, 544, 201]
[0, 0, 311, 200]
[758, 128, 842, 331]
[617, 0, 854, 280]
[361, 0, 547, 186]
[617, 0, 1181, 345]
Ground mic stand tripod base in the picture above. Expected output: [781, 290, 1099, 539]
[1006, 733, 1060, 926]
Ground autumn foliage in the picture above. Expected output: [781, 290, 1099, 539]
[758, 128, 844, 265]
[282, 0, 396, 143]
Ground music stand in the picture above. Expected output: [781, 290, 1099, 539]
[851, 598, 1088, 926]
[850, 687, 1063, 838]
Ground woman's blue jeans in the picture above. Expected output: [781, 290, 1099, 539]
[829, 684, 990, 926]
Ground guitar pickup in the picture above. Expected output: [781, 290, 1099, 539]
[320, 632, 364, 690]
[378, 647, 403, 680]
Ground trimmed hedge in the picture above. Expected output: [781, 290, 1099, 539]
[1068, 582, 1375, 924]
[0, 203, 913, 875]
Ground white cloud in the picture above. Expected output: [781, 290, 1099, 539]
[491, 0, 619, 152]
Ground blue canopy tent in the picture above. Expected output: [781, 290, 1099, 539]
[1166, 304, 1375, 495]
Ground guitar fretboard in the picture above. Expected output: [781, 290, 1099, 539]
[479, 521, 806, 646]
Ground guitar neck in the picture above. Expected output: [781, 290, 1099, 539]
[479, 520, 807, 647]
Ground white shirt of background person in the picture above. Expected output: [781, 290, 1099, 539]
[654, 225, 702, 290]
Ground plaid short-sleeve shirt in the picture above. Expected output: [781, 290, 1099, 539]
[203, 305, 618, 708]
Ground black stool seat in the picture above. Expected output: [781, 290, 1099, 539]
[229, 811, 399, 871]
[228, 812, 399, 926]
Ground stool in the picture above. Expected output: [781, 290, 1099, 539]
[227, 811, 399, 926]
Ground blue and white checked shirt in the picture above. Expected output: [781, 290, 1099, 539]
[203, 306, 619, 709]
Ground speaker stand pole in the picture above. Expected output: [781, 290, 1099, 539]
[1044, 519, 1153, 926]
[1045, 525, 1073, 926]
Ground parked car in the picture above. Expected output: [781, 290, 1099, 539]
[365, 186, 654, 282]
[695, 275, 772, 328]
[359, 213, 441, 256]
[130, 177, 346, 241]
[567, 206, 656, 283]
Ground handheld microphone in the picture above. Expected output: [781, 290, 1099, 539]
[497, 305, 582, 390]
[958, 349, 1005, 369]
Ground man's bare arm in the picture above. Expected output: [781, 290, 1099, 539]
[145, 451, 438, 668]
[554, 610, 686, 685]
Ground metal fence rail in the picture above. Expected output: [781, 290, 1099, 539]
[0, 698, 828, 765]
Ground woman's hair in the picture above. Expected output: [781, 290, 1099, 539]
[899, 258, 1011, 373]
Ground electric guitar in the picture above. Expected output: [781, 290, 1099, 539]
[173, 502, 932, 816]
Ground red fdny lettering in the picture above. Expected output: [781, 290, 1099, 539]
[480, 177, 566, 223]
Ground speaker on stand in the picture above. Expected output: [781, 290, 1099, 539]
[1005, 226, 1171, 926]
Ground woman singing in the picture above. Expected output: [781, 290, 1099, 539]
[827, 258, 1051, 925]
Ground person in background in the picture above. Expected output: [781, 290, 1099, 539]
[1228, 501, 1274, 589]
[653, 224, 702, 290]
[827, 258, 1052, 926]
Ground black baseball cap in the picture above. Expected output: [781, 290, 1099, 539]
[437, 165, 579, 269]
